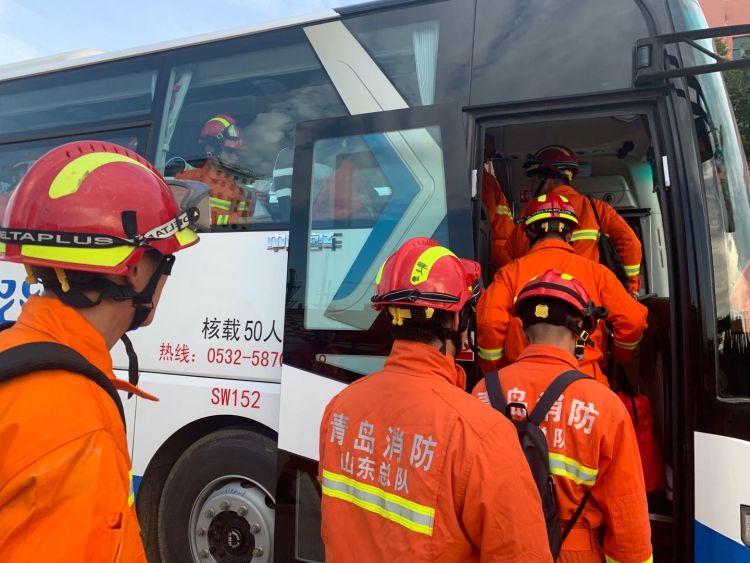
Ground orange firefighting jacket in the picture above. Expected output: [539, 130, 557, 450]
[473, 345, 653, 563]
[319, 340, 553, 562]
[481, 167, 514, 267]
[478, 238, 647, 384]
[176, 161, 254, 226]
[0, 296, 153, 562]
[503, 185, 643, 292]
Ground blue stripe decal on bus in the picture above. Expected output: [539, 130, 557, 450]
[133, 474, 143, 499]
[695, 521, 750, 562]
[332, 131, 421, 301]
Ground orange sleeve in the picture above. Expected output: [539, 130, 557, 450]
[592, 402, 653, 562]
[477, 266, 515, 374]
[596, 266, 648, 362]
[460, 419, 553, 562]
[597, 200, 643, 293]
[0, 431, 145, 562]
[483, 176, 515, 266]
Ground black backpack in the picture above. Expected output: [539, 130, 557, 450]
[586, 196, 630, 289]
[484, 369, 592, 559]
[0, 322, 126, 426]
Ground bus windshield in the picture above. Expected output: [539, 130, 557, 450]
[674, 0, 750, 397]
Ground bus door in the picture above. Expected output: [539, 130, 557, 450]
[636, 22, 750, 560]
[274, 104, 472, 562]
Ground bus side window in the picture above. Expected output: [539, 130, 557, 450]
[154, 29, 348, 232]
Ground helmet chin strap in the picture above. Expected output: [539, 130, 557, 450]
[50, 255, 175, 396]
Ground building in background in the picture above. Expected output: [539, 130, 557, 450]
[699, 0, 750, 57]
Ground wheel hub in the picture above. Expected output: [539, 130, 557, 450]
[190, 477, 274, 563]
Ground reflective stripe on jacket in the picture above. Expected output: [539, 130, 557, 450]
[0, 296, 149, 562]
[503, 186, 643, 292]
[319, 340, 553, 563]
[176, 162, 254, 225]
[472, 345, 653, 563]
[478, 239, 647, 383]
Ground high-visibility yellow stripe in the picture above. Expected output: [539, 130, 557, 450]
[49, 153, 153, 199]
[0, 242, 5, 253]
[321, 470, 435, 536]
[375, 260, 387, 285]
[237, 201, 249, 211]
[571, 229, 600, 242]
[549, 452, 598, 486]
[175, 227, 199, 247]
[208, 116, 231, 128]
[613, 335, 642, 350]
[525, 212, 578, 225]
[215, 215, 229, 225]
[624, 264, 641, 276]
[410, 246, 457, 286]
[606, 556, 652, 563]
[21, 244, 134, 268]
[496, 205, 512, 218]
[478, 347, 503, 361]
[128, 470, 135, 507]
[210, 197, 232, 211]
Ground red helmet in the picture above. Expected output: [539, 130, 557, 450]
[522, 193, 578, 230]
[523, 144, 579, 181]
[0, 141, 204, 275]
[513, 269, 607, 336]
[199, 114, 245, 150]
[371, 238, 481, 314]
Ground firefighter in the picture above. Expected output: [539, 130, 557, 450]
[478, 194, 647, 384]
[0, 141, 204, 561]
[319, 238, 552, 562]
[176, 113, 256, 226]
[503, 145, 643, 294]
[473, 270, 653, 563]
[482, 135, 515, 267]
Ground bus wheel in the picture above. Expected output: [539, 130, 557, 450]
[157, 428, 276, 563]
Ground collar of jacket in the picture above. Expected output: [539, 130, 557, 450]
[13, 295, 158, 400]
[384, 340, 467, 389]
[515, 343, 580, 370]
[550, 184, 578, 199]
[530, 238, 576, 254]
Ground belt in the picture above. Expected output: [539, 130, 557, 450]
[562, 526, 598, 551]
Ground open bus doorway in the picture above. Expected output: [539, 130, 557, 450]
[474, 110, 676, 561]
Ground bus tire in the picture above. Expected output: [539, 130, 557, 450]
[157, 428, 276, 563]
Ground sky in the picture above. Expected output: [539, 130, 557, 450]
[0, 0, 363, 66]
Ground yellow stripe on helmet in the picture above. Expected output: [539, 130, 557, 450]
[410, 246, 457, 286]
[49, 153, 154, 199]
[21, 244, 135, 268]
[209, 116, 232, 128]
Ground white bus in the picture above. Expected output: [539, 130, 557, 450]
[1, 0, 750, 561]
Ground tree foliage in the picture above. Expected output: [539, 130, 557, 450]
[716, 39, 750, 159]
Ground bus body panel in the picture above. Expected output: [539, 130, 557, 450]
[111, 232, 287, 383]
[128, 371, 281, 491]
[694, 431, 750, 559]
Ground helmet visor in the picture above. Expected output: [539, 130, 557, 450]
[140, 180, 211, 243]
[166, 179, 211, 232]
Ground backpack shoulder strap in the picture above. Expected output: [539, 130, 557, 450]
[483, 370, 508, 414]
[586, 195, 603, 230]
[0, 342, 126, 427]
[528, 370, 589, 425]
